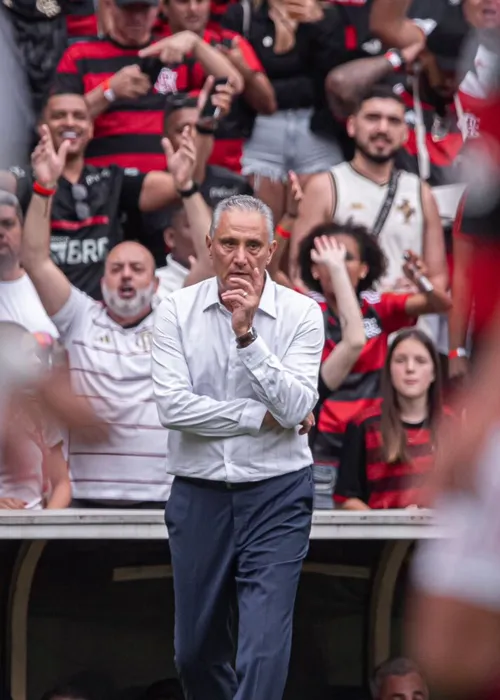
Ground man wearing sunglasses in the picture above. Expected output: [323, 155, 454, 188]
[1, 91, 216, 300]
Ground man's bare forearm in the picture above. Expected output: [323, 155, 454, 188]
[370, 0, 424, 48]
[325, 56, 393, 118]
[22, 193, 71, 316]
[183, 192, 212, 261]
[192, 38, 244, 94]
[84, 86, 110, 119]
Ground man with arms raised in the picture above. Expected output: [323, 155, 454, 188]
[290, 86, 447, 296]
[152, 194, 324, 699]
[1, 90, 226, 300]
[20, 121, 206, 507]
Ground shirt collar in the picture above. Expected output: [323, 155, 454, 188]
[202, 272, 277, 319]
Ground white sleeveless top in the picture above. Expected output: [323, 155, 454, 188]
[330, 162, 424, 289]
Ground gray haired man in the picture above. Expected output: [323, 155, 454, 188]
[152, 194, 325, 700]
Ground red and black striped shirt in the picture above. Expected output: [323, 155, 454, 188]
[209, 0, 239, 30]
[158, 25, 264, 173]
[334, 405, 437, 509]
[54, 36, 202, 172]
[312, 290, 415, 466]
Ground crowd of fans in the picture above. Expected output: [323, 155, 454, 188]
[0, 0, 498, 510]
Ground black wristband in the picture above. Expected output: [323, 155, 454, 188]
[196, 123, 216, 136]
[177, 182, 200, 199]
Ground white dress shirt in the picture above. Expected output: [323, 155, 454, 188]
[152, 275, 325, 483]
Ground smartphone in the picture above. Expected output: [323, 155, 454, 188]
[199, 77, 229, 125]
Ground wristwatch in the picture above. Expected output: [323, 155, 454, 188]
[177, 182, 199, 199]
[384, 49, 404, 70]
[236, 327, 258, 349]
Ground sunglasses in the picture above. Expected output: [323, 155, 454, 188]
[72, 184, 90, 221]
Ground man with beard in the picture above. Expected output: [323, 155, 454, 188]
[290, 86, 447, 294]
[18, 120, 200, 507]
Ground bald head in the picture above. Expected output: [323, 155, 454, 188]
[106, 241, 156, 276]
[101, 241, 158, 323]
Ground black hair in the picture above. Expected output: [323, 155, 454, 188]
[163, 92, 198, 130]
[370, 658, 425, 700]
[298, 220, 387, 294]
[354, 84, 405, 113]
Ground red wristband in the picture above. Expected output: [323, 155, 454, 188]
[448, 347, 467, 360]
[33, 181, 57, 197]
[275, 225, 291, 240]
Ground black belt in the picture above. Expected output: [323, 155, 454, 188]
[177, 476, 261, 492]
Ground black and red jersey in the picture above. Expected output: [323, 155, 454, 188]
[334, 404, 439, 509]
[11, 163, 145, 300]
[157, 25, 264, 173]
[65, 0, 97, 40]
[209, 0, 239, 30]
[312, 290, 415, 466]
[54, 37, 185, 172]
[452, 91, 500, 341]
[392, 80, 465, 187]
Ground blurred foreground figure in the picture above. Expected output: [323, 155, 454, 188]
[0, 322, 105, 508]
[0, 8, 32, 166]
[409, 40, 500, 693]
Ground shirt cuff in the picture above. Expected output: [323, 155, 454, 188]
[239, 400, 268, 436]
[237, 334, 272, 371]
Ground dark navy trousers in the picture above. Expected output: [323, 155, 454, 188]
[165, 466, 313, 700]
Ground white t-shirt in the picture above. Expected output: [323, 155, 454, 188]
[0, 274, 58, 337]
[155, 255, 189, 305]
[51, 287, 171, 503]
[413, 426, 500, 611]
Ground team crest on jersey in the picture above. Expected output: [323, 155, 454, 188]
[350, 202, 365, 210]
[459, 113, 480, 140]
[397, 199, 416, 224]
[154, 68, 178, 95]
[136, 330, 152, 352]
[363, 317, 382, 340]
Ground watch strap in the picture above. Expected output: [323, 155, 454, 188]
[177, 181, 199, 199]
[236, 327, 257, 348]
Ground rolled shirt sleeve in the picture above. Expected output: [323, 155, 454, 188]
[237, 300, 325, 429]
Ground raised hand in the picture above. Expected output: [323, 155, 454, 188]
[402, 250, 429, 286]
[138, 31, 198, 65]
[163, 125, 197, 191]
[31, 125, 69, 188]
[310, 235, 347, 274]
[220, 267, 262, 337]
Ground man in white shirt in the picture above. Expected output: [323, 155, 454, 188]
[152, 194, 324, 700]
[0, 191, 58, 337]
[19, 119, 199, 507]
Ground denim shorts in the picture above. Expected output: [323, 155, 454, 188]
[242, 108, 342, 181]
[312, 463, 338, 510]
